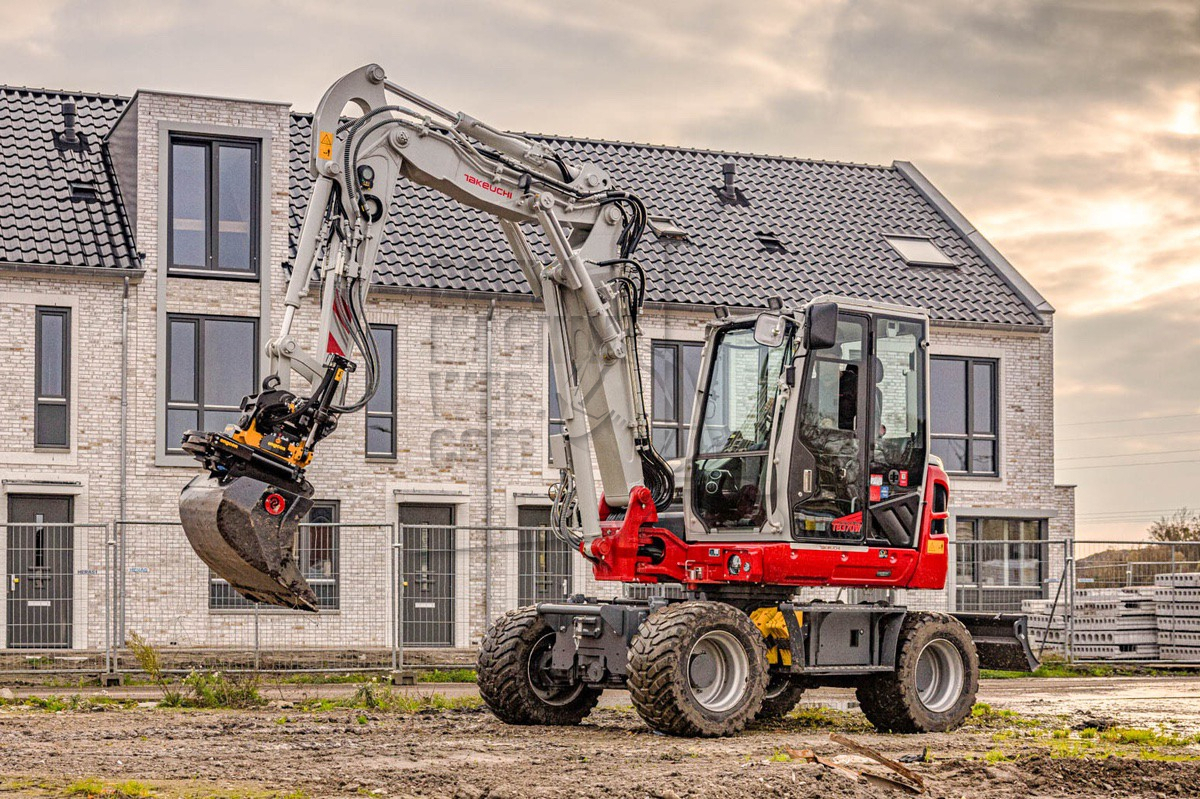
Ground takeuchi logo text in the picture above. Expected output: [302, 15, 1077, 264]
[464, 173, 512, 199]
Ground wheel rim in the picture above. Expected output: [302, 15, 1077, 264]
[687, 630, 750, 713]
[914, 638, 965, 713]
[527, 632, 585, 706]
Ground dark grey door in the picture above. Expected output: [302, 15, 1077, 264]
[399, 503, 455, 647]
[7, 495, 73, 648]
[517, 506, 573, 606]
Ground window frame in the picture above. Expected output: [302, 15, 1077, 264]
[164, 313, 259, 454]
[651, 339, 704, 460]
[954, 517, 1045, 589]
[366, 324, 397, 459]
[34, 307, 71, 449]
[930, 355, 999, 476]
[209, 500, 340, 611]
[167, 134, 261, 279]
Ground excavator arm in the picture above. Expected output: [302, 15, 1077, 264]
[179, 64, 672, 610]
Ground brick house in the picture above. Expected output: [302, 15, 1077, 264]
[0, 83, 1073, 652]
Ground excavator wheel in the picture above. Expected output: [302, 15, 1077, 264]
[856, 611, 979, 733]
[477, 606, 601, 726]
[755, 673, 806, 721]
[627, 601, 768, 737]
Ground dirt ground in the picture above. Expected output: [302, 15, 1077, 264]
[1, 677, 1199, 798]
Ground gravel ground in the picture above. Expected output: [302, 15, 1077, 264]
[0, 677, 1198, 798]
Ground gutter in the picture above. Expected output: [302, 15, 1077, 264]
[484, 298, 496, 624]
[0, 262, 144, 280]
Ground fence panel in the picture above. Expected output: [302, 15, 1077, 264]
[0, 522, 111, 674]
[113, 521, 395, 674]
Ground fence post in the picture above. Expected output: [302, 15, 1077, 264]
[1065, 538, 1076, 664]
[393, 525, 405, 675]
[104, 524, 114, 675]
[253, 602, 261, 670]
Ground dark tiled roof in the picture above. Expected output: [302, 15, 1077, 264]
[290, 115, 1044, 326]
[0, 87, 137, 270]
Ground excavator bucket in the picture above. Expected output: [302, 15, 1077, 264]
[179, 474, 319, 611]
[953, 612, 1040, 672]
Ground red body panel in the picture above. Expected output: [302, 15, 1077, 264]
[588, 464, 951, 591]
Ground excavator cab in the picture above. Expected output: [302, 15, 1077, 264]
[687, 297, 932, 554]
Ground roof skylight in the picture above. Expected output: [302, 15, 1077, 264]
[885, 235, 954, 267]
[648, 215, 689, 240]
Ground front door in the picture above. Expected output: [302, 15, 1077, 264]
[517, 506, 573, 606]
[7, 495, 73, 648]
[398, 503, 455, 647]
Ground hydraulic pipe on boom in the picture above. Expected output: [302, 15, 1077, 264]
[178, 64, 673, 611]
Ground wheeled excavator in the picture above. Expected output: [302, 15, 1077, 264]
[178, 64, 1037, 737]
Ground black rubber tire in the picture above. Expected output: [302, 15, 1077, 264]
[756, 673, 806, 720]
[856, 611, 979, 733]
[477, 606, 601, 726]
[627, 601, 768, 737]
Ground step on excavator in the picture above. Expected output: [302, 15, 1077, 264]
[179, 64, 1037, 737]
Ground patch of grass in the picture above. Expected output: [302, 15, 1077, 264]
[1100, 727, 1198, 747]
[768, 749, 792, 762]
[0, 694, 140, 713]
[1079, 727, 1098, 739]
[416, 668, 476, 683]
[294, 687, 481, 715]
[65, 778, 154, 797]
[781, 706, 869, 729]
[182, 671, 265, 710]
[984, 749, 1013, 763]
[967, 702, 1042, 728]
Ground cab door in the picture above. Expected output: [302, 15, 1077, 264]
[789, 313, 870, 541]
[863, 316, 928, 548]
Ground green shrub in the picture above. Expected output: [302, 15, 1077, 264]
[183, 671, 265, 709]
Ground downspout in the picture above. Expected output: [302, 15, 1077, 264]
[118, 275, 130, 646]
[484, 299, 496, 625]
[119, 276, 129, 523]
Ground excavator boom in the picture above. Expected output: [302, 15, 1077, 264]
[178, 64, 671, 609]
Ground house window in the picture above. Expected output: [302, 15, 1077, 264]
[931, 356, 997, 475]
[168, 136, 260, 276]
[955, 518, 1044, 588]
[165, 315, 257, 452]
[35, 307, 70, 448]
[366, 325, 396, 458]
[210, 500, 340, 610]
[652, 341, 703, 458]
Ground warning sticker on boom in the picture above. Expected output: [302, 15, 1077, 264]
[318, 131, 334, 160]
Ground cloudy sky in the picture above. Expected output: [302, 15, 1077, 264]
[3, 0, 1198, 539]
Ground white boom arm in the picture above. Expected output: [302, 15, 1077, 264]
[270, 64, 671, 543]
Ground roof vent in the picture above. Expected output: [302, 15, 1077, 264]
[884, 235, 955, 267]
[69, 180, 99, 202]
[714, 162, 749, 206]
[53, 102, 87, 153]
[648, 215, 689, 241]
[756, 232, 787, 254]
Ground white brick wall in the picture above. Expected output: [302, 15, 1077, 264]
[0, 90, 1074, 650]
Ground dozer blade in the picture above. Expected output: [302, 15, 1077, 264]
[953, 612, 1040, 672]
[179, 474, 319, 612]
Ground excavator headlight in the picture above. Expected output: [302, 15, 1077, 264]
[727, 554, 742, 575]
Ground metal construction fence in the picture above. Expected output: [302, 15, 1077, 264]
[1, 520, 1197, 674]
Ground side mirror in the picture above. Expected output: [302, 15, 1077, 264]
[803, 302, 839, 350]
[753, 313, 786, 348]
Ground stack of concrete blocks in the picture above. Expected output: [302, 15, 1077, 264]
[1023, 588, 1159, 660]
[1155, 573, 1200, 662]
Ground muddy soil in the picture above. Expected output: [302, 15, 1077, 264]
[0, 678, 1197, 798]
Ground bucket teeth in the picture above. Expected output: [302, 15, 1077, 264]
[179, 474, 319, 612]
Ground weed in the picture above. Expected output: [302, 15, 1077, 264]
[985, 749, 1013, 763]
[356, 713, 369, 725]
[1079, 727, 1098, 739]
[126, 632, 182, 706]
[1100, 727, 1196, 747]
[768, 749, 792, 763]
[183, 671, 265, 709]
[968, 703, 1041, 728]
